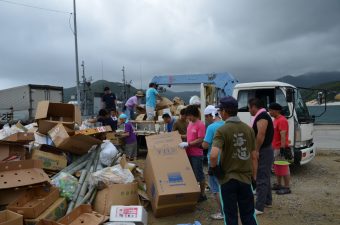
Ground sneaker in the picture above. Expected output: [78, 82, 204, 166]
[210, 212, 224, 220]
[276, 188, 291, 195]
[198, 194, 208, 202]
[255, 209, 264, 215]
[272, 183, 283, 190]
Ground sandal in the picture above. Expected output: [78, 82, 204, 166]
[272, 183, 283, 190]
[276, 187, 291, 195]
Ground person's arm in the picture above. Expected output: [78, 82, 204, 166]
[255, 119, 268, 153]
[188, 137, 204, 147]
[87, 118, 97, 123]
[250, 129, 258, 180]
[202, 126, 213, 150]
[210, 129, 224, 167]
[154, 89, 162, 100]
[280, 130, 287, 148]
[101, 96, 106, 109]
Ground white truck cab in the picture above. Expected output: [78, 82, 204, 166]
[233, 81, 316, 165]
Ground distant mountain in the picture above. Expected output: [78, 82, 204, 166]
[63, 80, 138, 102]
[276, 71, 340, 88]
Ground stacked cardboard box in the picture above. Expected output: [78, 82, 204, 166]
[145, 132, 200, 217]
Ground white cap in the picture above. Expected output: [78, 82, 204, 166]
[189, 95, 201, 105]
[204, 105, 218, 116]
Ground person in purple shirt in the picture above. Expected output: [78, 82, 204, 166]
[125, 90, 144, 120]
[118, 114, 137, 161]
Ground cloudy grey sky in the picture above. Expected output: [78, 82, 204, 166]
[0, 0, 339, 90]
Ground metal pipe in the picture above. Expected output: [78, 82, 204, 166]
[67, 169, 87, 213]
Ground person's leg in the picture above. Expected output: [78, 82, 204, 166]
[125, 108, 131, 119]
[237, 181, 258, 225]
[190, 156, 206, 201]
[220, 179, 239, 225]
[146, 106, 154, 121]
[256, 147, 273, 212]
[132, 142, 138, 160]
[124, 144, 132, 160]
[130, 108, 135, 120]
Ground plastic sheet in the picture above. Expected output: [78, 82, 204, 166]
[52, 172, 78, 200]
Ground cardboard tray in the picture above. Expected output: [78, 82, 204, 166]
[0, 210, 23, 225]
[7, 186, 60, 219]
[3, 133, 35, 143]
[58, 205, 108, 225]
[75, 126, 112, 136]
[0, 160, 50, 190]
[24, 198, 67, 225]
[0, 143, 26, 162]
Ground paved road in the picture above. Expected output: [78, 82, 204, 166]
[314, 125, 340, 150]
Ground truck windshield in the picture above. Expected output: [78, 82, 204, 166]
[295, 90, 311, 123]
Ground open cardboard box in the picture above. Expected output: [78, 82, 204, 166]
[144, 132, 200, 217]
[48, 124, 101, 155]
[31, 144, 67, 171]
[0, 160, 50, 190]
[94, 182, 139, 216]
[3, 133, 35, 143]
[7, 186, 60, 219]
[75, 126, 112, 136]
[0, 142, 26, 161]
[25, 198, 67, 225]
[58, 205, 108, 225]
[35, 101, 81, 134]
[0, 210, 23, 225]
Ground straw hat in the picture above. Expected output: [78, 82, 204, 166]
[135, 90, 144, 97]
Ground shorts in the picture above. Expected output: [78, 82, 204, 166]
[146, 106, 155, 121]
[189, 156, 205, 182]
[208, 175, 220, 193]
[274, 149, 290, 176]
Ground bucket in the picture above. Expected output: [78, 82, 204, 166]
[274, 161, 290, 176]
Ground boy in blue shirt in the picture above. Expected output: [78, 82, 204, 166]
[146, 83, 161, 120]
[202, 105, 225, 220]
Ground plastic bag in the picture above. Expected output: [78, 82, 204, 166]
[52, 172, 78, 200]
[189, 95, 201, 105]
[89, 164, 134, 188]
[100, 140, 119, 166]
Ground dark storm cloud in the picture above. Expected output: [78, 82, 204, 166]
[0, 0, 339, 89]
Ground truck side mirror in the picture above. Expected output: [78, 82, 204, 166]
[286, 88, 294, 102]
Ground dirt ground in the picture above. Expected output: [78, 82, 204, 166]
[146, 151, 340, 225]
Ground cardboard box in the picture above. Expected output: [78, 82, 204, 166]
[109, 206, 147, 225]
[144, 132, 200, 217]
[34, 133, 53, 145]
[94, 183, 139, 216]
[0, 143, 26, 161]
[0, 189, 26, 206]
[48, 124, 101, 155]
[7, 186, 59, 219]
[58, 205, 108, 225]
[75, 126, 112, 136]
[105, 133, 124, 146]
[24, 198, 67, 225]
[156, 97, 173, 111]
[3, 133, 34, 143]
[105, 223, 135, 225]
[0, 160, 50, 190]
[35, 101, 81, 134]
[31, 144, 67, 171]
[0, 210, 23, 225]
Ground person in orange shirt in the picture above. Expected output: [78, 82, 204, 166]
[269, 103, 291, 195]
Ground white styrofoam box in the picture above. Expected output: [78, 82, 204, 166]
[110, 206, 147, 225]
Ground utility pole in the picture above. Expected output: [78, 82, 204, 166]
[73, 0, 81, 110]
[81, 61, 86, 115]
[122, 66, 126, 101]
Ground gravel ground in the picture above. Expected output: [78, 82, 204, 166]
[146, 151, 340, 225]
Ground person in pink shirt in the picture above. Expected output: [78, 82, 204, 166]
[179, 105, 207, 202]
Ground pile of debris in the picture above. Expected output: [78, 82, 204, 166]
[0, 101, 200, 225]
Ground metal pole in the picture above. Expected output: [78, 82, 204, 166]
[73, 0, 81, 109]
[122, 66, 126, 101]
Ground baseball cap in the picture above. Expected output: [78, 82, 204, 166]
[216, 96, 238, 110]
[269, 102, 282, 111]
[204, 105, 218, 116]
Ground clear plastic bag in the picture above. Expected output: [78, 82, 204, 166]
[100, 141, 118, 166]
[52, 172, 78, 200]
[89, 164, 134, 188]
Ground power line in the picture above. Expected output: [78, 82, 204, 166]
[0, 0, 70, 14]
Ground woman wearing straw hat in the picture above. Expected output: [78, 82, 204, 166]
[125, 90, 144, 120]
